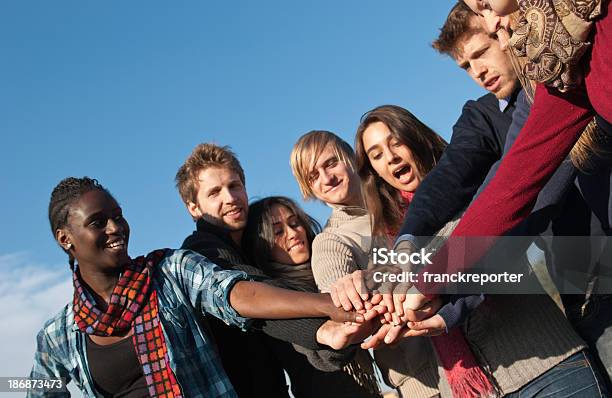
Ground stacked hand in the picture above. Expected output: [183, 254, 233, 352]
[326, 269, 447, 349]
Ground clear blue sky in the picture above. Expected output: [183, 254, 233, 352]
[0, 0, 484, 267]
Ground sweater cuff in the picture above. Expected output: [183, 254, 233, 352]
[437, 294, 485, 330]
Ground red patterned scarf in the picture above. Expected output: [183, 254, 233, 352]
[73, 249, 183, 398]
[398, 191, 495, 398]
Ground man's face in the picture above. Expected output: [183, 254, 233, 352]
[456, 31, 518, 99]
[187, 166, 248, 232]
[307, 144, 360, 206]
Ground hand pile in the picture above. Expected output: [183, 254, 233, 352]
[320, 269, 448, 350]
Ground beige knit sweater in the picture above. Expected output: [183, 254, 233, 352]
[311, 206, 587, 397]
[312, 205, 442, 398]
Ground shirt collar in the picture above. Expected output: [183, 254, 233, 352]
[498, 97, 510, 112]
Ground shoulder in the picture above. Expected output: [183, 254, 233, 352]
[36, 303, 73, 354]
[313, 230, 354, 253]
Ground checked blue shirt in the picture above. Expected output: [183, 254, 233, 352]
[28, 249, 251, 398]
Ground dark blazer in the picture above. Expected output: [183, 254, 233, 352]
[398, 91, 516, 243]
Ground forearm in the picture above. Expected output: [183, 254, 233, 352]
[230, 280, 337, 319]
[257, 317, 326, 349]
[417, 85, 594, 293]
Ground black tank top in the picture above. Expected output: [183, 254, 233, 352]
[86, 335, 149, 397]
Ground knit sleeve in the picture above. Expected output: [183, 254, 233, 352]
[311, 232, 365, 293]
[417, 84, 594, 294]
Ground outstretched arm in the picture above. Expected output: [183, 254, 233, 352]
[230, 280, 363, 323]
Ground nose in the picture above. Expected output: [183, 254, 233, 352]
[385, 147, 401, 164]
[106, 218, 124, 234]
[221, 187, 239, 204]
[471, 60, 487, 81]
[320, 169, 335, 185]
[482, 10, 501, 34]
[286, 224, 298, 239]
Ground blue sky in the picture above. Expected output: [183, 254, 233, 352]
[0, 0, 486, 378]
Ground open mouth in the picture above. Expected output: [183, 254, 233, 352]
[393, 165, 412, 183]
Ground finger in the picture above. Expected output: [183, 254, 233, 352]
[352, 270, 369, 301]
[334, 308, 364, 324]
[330, 285, 342, 308]
[383, 312, 393, 323]
[343, 277, 364, 311]
[364, 300, 373, 311]
[382, 293, 395, 315]
[370, 293, 383, 306]
[408, 314, 446, 332]
[362, 309, 380, 322]
[361, 324, 390, 349]
[336, 283, 354, 312]
[383, 324, 406, 345]
[401, 328, 431, 338]
[409, 302, 439, 322]
[393, 292, 406, 318]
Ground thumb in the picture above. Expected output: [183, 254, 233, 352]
[408, 314, 446, 331]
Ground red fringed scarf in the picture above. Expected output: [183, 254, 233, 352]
[398, 190, 495, 398]
[73, 249, 183, 398]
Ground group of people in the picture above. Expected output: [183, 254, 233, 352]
[29, 0, 611, 397]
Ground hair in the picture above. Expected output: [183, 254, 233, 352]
[290, 130, 356, 200]
[355, 105, 447, 236]
[432, 1, 485, 59]
[175, 143, 245, 206]
[242, 196, 321, 270]
[48, 177, 112, 270]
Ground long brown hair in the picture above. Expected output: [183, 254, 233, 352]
[355, 105, 447, 236]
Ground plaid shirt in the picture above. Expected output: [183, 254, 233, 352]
[28, 249, 251, 398]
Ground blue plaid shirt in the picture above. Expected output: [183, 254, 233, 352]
[28, 249, 251, 398]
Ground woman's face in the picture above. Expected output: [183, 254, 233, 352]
[58, 189, 130, 272]
[464, 0, 516, 49]
[362, 121, 422, 193]
[269, 204, 310, 265]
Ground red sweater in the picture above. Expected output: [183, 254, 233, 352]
[417, 0, 611, 293]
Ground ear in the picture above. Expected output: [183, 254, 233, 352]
[187, 202, 202, 219]
[55, 228, 73, 251]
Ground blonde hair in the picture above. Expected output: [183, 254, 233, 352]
[290, 131, 356, 200]
[175, 143, 245, 205]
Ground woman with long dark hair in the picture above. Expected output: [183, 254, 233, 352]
[243, 196, 381, 398]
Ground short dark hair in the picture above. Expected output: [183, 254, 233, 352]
[432, 1, 484, 59]
[48, 177, 112, 269]
[242, 196, 321, 270]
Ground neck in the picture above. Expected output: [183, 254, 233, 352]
[340, 190, 364, 208]
[78, 266, 121, 305]
[229, 229, 243, 246]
